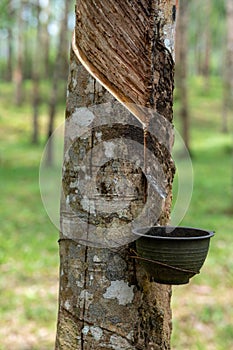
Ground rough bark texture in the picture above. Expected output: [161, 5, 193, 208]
[56, 1, 176, 349]
[74, 0, 175, 124]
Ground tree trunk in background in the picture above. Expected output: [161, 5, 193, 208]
[175, 0, 190, 152]
[32, 0, 41, 144]
[41, 1, 51, 78]
[193, 0, 210, 79]
[203, 0, 211, 90]
[193, 0, 203, 76]
[23, 24, 33, 80]
[56, 1, 176, 349]
[14, 0, 23, 106]
[46, 0, 71, 165]
[6, 1, 13, 82]
[6, 28, 13, 82]
[222, 0, 233, 133]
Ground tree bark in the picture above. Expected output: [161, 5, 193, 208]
[56, 1, 176, 349]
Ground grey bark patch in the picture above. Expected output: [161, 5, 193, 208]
[106, 254, 127, 281]
[103, 280, 135, 305]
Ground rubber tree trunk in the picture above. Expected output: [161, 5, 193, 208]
[56, 1, 177, 349]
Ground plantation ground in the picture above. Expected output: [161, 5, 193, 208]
[0, 78, 232, 349]
[172, 77, 233, 349]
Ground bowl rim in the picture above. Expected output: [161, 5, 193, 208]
[132, 226, 215, 240]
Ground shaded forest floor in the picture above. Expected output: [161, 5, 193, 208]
[0, 77, 233, 349]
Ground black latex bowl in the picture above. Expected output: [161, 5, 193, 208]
[133, 226, 214, 285]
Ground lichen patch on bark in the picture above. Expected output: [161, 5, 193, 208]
[103, 280, 135, 306]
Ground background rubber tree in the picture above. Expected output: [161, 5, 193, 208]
[46, 0, 72, 165]
[56, 1, 177, 349]
[175, 0, 190, 152]
[222, 0, 233, 133]
[14, 0, 24, 106]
